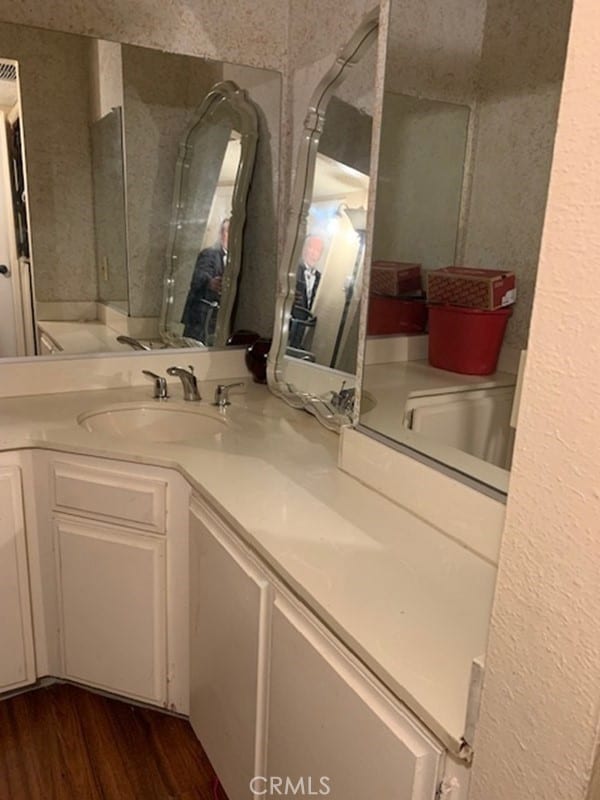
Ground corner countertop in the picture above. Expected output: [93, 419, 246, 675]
[0, 380, 498, 756]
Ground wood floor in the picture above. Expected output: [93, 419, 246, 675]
[0, 683, 228, 800]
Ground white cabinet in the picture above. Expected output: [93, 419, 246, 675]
[189, 494, 445, 800]
[189, 499, 271, 800]
[267, 595, 443, 800]
[43, 453, 190, 711]
[54, 516, 166, 705]
[0, 465, 35, 692]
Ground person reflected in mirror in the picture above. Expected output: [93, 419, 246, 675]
[289, 234, 324, 350]
[181, 218, 230, 344]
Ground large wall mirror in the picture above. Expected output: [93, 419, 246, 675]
[0, 22, 280, 359]
[267, 9, 378, 430]
[358, 0, 573, 492]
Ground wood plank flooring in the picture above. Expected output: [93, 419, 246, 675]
[0, 683, 228, 800]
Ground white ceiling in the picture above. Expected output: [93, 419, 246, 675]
[313, 152, 368, 201]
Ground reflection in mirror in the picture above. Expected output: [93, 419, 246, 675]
[359, 0, 573, 492]
[289, 155, 368, 372]
[91, 107, 128, 312]
[0, 22, 279, 359]
[160, 83, 258, 347]
[268, 9, 378, 430]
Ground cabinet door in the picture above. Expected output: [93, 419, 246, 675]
[267, 596, 443, 800]
[55, 517, 166, 705]
[0, 466, 35, 691]
[189, 499, 272, 800]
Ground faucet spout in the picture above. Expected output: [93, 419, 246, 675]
[117, 335, 151, 351]
[166, 365, 201, 401]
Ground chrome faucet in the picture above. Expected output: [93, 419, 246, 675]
[212, 382, 244, 408]
[166, 365, 201, 401]
[329, 381, 356, 415]
[142, 370, 169, 399]
[117, 335, 151, 351]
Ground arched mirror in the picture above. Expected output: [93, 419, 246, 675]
[267, 10, 379, 430]
[160, 81, 258, 348]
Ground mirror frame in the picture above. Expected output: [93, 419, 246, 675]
[266, 9, 379, 432]
[159, 80, 258, 348]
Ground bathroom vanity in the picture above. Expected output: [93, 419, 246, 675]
[0, 378, 497, 799]
[0, 0, 578, 797]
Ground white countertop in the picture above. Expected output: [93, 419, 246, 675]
[0, 380, 497, 755]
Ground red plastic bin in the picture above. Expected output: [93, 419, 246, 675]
[367, 294, 428, 335]
[428, 304, 512, 375]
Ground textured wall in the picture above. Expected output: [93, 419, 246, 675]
[121, 45, 222, 318]
[470, 0, 600, 797]
[462, 0, 573, 351]
[0, 23, 98, 303]
[383, 0, 487, 103]
[0, 0, 288, 72]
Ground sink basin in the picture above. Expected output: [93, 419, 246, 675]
[78, 405, 227, 443]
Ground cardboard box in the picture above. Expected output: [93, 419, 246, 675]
[426, 267, 516, 310]
[371, 261, 422, 297]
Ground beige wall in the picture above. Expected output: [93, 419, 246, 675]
[0, 23, 98, 303]
[0, 0, 288, 72]
[383, 0, 486, 104]
[462, 0, 573, 351]
[471, 0, 600, 798]
[121, 46, 223, 318]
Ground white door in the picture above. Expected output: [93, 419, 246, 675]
[189, 499, 272, 800]
[267, 595, 443, 800]
[0, 466, 36, 691]
[54, 516, 167, 705]
[0, 111, 24, 357]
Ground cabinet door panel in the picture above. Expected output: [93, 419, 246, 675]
[0, 466, 35, 691]
[267, 596, 442, 800]
[190, 500, 271, 800]
[55, 517, 166, 705]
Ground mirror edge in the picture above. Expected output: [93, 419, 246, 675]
[266, 7, 380, 433]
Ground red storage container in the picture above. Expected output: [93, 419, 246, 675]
[428, 304, 511, 375]
[367, 294, 428, 335]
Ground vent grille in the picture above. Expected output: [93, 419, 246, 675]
[0, 62, 17, 82]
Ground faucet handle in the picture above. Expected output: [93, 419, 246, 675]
[142, 370, 169, 400]
[212, 382, 244, 408]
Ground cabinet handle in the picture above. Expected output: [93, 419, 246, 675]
[0, 264, 9, 276]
